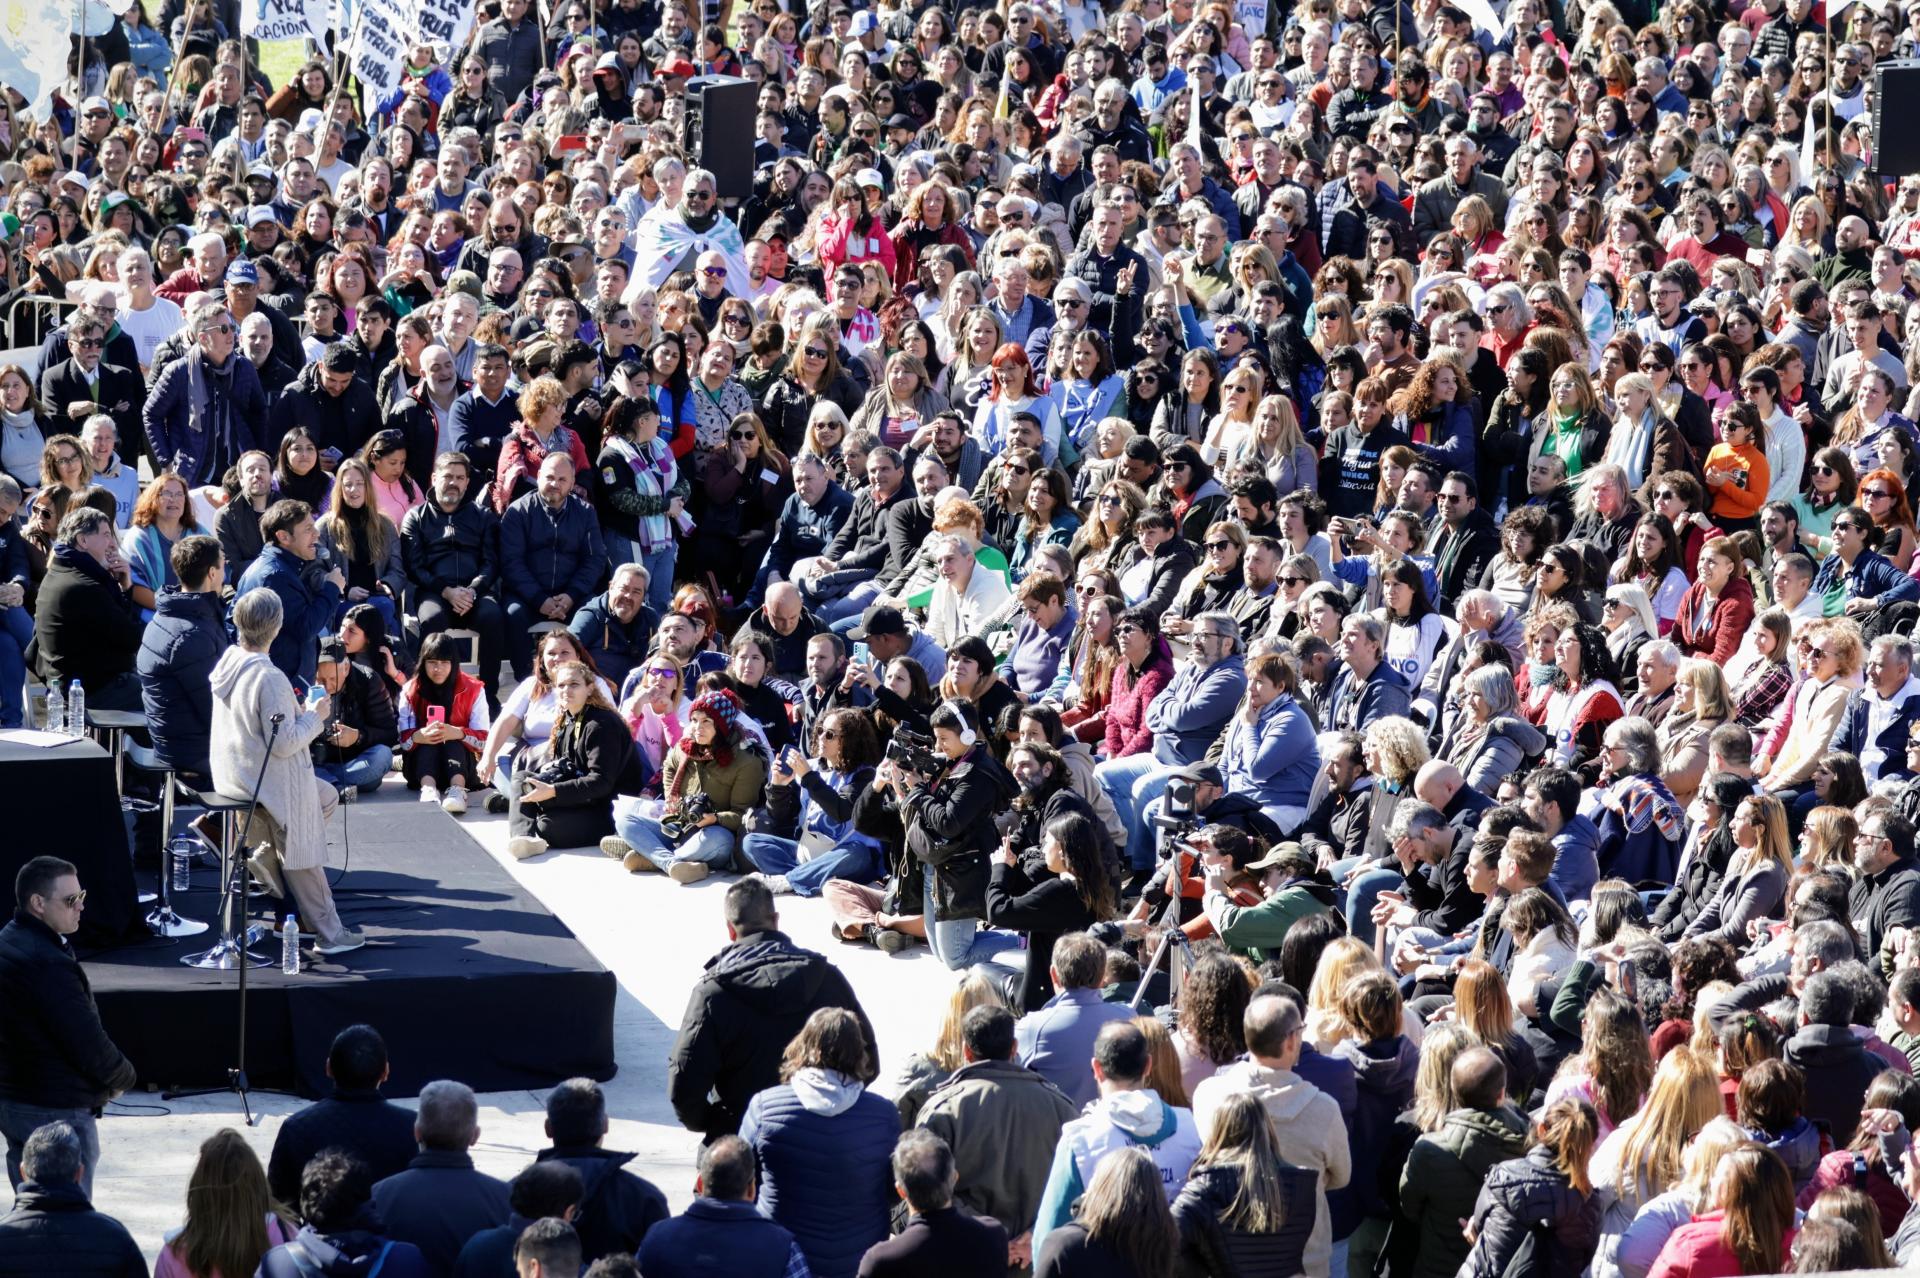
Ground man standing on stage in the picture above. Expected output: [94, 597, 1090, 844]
[0, 857, 137, 1198]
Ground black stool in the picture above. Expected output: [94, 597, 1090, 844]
[124, 741, 209, 940]
[182, 790, 271, 969]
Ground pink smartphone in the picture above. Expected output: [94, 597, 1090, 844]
[427, 706, 446, 724]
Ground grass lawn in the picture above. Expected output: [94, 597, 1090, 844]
[254, 38, 315, 96]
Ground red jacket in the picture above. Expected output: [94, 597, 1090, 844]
[1647, 1211, 1795, 1278]
[1671, 575, 1756, 666]
[1798, 1149, 1910, 1234]
[398, 670, 488, 756]
[1103, 647, 1175, 759]
[889, 218, 974, 294]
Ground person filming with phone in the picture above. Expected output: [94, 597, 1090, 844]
[395, 632, 491, 815]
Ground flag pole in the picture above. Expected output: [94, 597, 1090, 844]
[161, 3, 201, 120]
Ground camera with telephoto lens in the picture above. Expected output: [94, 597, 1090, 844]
[886, 727, 943, 778]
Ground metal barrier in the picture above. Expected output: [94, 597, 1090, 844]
[4, 293, 79, 358]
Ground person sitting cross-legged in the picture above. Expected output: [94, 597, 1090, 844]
[503, 660, 644, 860]
[309, 638, 398, 800]
[601, 689, 767, 882]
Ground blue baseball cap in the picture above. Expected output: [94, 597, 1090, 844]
[225, 260, 260, 285]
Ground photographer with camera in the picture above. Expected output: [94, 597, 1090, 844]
[603, 690, 767, 882]
[890, 700, 1019, 970]
[503, 661, 645, 861]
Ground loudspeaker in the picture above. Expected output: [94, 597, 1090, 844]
[684, 75, 759, 201]
[1872, 59, 1920, 175]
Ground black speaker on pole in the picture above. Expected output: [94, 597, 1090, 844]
[684, 75, 759, 201]
[1872, 59, 1920, 175]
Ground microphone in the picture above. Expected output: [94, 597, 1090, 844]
[270, 712, 287, 726]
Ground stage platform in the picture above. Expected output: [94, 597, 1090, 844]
[79, 791, 618, 1098]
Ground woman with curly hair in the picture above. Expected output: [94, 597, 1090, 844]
[491, 375, 593, 515]
[1542, 620, 1626, 771]
[1387, 354, 1476, 478]
[1170, 952, 1255, 1096]
[1481, 504, 1555, 611]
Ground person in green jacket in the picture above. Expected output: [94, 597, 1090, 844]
[1200, 842, 1338, 962]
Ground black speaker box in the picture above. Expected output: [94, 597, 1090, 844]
[1872, 59, 1920, 176]
[684, 75, 759, 201]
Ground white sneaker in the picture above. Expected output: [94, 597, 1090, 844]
[420, 782, 441, 805]
[506, 836, 549, 860]
[764, 874, 794, 895]
[441, 786, 468, 815]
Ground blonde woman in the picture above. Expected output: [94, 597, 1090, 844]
[1757, 617, 1863, 788]
[1606, 1116, 1751, 1278]
[1225, 393, 1317, 495]
[1680, 792, 1790, 943]
[1305, 937, 1423, 1050]
[1589, 1047, 1724, 1277]
[1199, 363, 1263, 461]
[1310, 294, 1362, 356]
[1656, 659, 1731, 807]
[890, 972, 1005, 1128]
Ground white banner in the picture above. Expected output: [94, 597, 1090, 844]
[417, 0, 474, 51]
[350, 0, 475, 112]
[244, 0, 328, 43]
[0, 0, 76, 117]
[1234, 0, 1268, 32]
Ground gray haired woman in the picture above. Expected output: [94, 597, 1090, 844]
[1440, 662, 1547, 795]
[207, 588, 362, 956]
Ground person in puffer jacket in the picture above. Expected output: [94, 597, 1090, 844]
[1172, 1090, 1320, 1278]
[1398, 1048, 1532, 1278]
[737, 1007, 900, 1278]
[1458, 1098, 1603, 1278]
[1329, 972, 1419, 1229]
[135, 536, 230, 777]
[1032, 1021, 1202, 1257]
[256, 1149, 432, 1278]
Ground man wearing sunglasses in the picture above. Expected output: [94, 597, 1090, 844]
[143, 298, 267, 487]
[628, 168, 751, 298]
[39, 317, 142, 457]
[0, 856, 138, 1197]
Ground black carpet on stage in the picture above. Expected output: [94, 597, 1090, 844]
[81, 797, 618, 1098]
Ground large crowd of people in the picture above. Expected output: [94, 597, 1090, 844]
[11, 0, 1920, 1270]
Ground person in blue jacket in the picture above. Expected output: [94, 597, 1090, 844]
[636, 1136, 811, 1278]
[136, 534, 230, 778]
[0, 483, 37, 728]
[742, 707, 887, 897]
[1219, 650, 1321, 835]
[498, 453, 606, 679]
[234, 500, 344, 692]
[737, 1007, 900, 1278]
[1814, 507, 1920, 612]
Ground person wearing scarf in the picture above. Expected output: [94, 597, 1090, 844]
[596, 398, 689, 617]
[605, 689, 768, 882]
[1160, 443, 1230, 546]
[1591, 723, 1687, 884]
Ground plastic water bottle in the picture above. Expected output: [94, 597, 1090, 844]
[169, 836, 194, 894]
[281, 917, 300, 974]
[44, 682, 63, 735]
[66, 679, 85, 738]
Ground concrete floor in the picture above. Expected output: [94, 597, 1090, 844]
[87, 784, 961, 1263]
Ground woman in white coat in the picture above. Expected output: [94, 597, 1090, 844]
[209, 588, 364, 956]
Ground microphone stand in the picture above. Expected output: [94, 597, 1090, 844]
[165, 712, 296, 1124]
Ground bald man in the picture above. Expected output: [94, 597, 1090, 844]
[499, 452, 606, 677]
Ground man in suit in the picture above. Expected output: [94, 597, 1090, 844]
[38, 315, 143, 455]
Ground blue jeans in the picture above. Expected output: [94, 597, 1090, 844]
[313, 744, 394, 795]
[925, 873, 983, 969]
[0, 605, 31, 727]
[333, 592, 398, 639]
[0, 1101, 98, 1199]
[1343, 863, 1407, 946]
[740, 833, 882, 897]
[1095, 753, 1176, 870]
[616, 807, 737, 871]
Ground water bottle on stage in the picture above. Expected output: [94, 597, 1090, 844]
[281, 917, 300, 974]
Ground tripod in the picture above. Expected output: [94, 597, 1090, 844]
[1129, 814, 1200, 1011]
[163, 713, 296, 1125]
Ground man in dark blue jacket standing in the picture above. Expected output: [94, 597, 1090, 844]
[369, 1080, 510, 1274]
[234, 500, 344, 692]
[137, 535, 229, 781]
[636, 1136, 809, 1278]
[499, 454, 605, 679]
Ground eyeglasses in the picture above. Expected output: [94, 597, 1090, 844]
[1004, 464, 1031, 476]
[1114, 623, 1143, 635]
[729, 429, 757, 440]
[1809, 647, 1833, 660]
[1487, 303, 1509, 315]
[200, 322, 234, 336]
[1278, 575, 1307, 586]
[1834, 523, 1865, 535]
[1204, 539, 1234, 550]
[1812, 464, 1836, 476]
[74, 338, 102, 349]
[803, 346, 828, 360]
[1865, 488, 1896, 500]
[1167, 461, 1191, 471]
[55, 891, 86, 908]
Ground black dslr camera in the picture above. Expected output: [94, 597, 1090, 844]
[887, 727, 944, 778]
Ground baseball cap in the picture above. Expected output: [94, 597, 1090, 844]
[57, 171, 90, 193]
[225, 260, 260, 285]
[1169, 763, 1224, 787]
[855, 167, 885, 190]
[1244, 841, 1309, 872]
[659, 58, 698, 78]
[849, 9, 878, 33]
[848, 604, 908, 641]
[886, 113, 917, 131]
[445, 269, 484, 300]
[245, 206, 281, 229]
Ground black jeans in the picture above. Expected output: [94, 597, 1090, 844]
[404, 740, 478, 790]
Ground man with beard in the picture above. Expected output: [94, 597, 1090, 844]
[457, 199, 544, 279]
[483, 248, 525, 313]
[143, 299, 267, 487]
[214, 450, 276, 582]
[387, 345, 465, 482]
[628, 168, 751, 297]
[401, 452, 507, 707]
[1071, 81, 1153, 165]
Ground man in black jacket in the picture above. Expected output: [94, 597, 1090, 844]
[1429, 473, 1501, 612]
[38, 316, 143, 456]
[136, 535, 229, 780]
[311, 640, 399, 799]
[1850, 809, 1920, 978]
[534, 1078, 669, 1263]
[32, 508, 146, 711]
[402, 453, 506, 704]
[282, 344, 382, 463]
[1299, 733, 1373, 869]
[266, 1024, 420, 1207]
[0, 857, 138, 1196]
[0, 1121, 144, 1277]
[668, 878, 875, 1140]
[795, 444, 908, 612]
